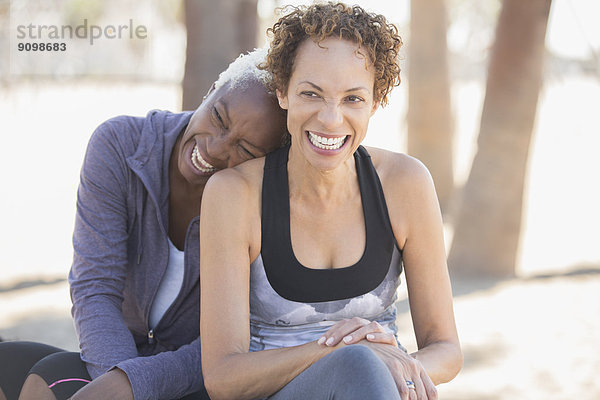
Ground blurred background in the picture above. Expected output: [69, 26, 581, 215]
[1, 0, 599, 398]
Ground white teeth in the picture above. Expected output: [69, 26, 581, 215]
[191, 145, 217, 173]
[308, 132, 346, 150]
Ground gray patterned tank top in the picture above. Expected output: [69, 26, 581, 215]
[249, 146, 404, 352]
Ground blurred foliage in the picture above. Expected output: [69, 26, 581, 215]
[445, 0, 502, 80]
[2, 0, 187, 80]
[0, 0, 8, 16]
[447, 0, 501, 52]
[157, 0, 184, 25]
[63, 0, 104, 26]
[2, 0, 597, 83]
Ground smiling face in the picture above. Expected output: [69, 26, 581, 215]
[176, 80, 287, 186]
[276, 37, 378, 172]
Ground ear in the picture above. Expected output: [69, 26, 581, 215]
[203, 82, 217, 101]
[276, 89, 289, 110]
[370, 99, 380, 116]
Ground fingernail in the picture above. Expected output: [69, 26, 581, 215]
[366, 334, 375, 340]
[325, 337, 334, 346]
[318, 336, 326, 345]
[343, 335, 352, 343]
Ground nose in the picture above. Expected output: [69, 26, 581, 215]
[317, 101, 344, 129]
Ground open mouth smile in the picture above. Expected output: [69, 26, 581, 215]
[307, 131, 348, 150]
[191, 144, 217, 173]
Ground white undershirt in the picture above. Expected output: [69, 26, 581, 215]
[148, 239, 185, 329]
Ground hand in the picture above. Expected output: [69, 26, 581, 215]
[316, 317, 398, 347]
[70, 369, 133, 400]
[361, 342, 437, 400]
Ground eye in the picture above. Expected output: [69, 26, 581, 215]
[300, 91, 320, 98]
[238, 145, 256, 160]
[346, 95, 365, 103]
[212, 106, 225, 127]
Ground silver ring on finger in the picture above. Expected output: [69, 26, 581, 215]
[405, 380, 416, 390]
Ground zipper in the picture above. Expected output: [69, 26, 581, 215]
[148, 329, 154, 344]
[145, 221, 170, 344]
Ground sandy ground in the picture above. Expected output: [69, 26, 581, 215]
[2, 270, 599, 399]
[398, 271, 600, 400]
[1, 78, 599, 398]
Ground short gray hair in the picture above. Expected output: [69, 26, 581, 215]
[213, 47, 272, 93]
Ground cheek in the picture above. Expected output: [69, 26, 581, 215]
[182, 118, 210, 142]
[349, 111, 372, 138]
[284, 108, 302, 131]
[287, 101, 314, 124]
[347, 107, 371, 123]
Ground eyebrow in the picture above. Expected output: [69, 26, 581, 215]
[299, 80, 370, 93]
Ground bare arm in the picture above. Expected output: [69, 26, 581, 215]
[199, 168, 344, 400]
[71, 369, 133, 400]
[382, 151, 463, 384]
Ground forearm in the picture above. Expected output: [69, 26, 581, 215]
[116, 339, 203, 399]
[71, 298, 138, 377]
[412, 340, 463, 385]
[204, 341, 343, 400]
[71, 369, 133, 400]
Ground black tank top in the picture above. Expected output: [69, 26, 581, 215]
[261, 145, 400, 303]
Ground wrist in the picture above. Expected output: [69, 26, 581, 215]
[313, 337, 348, 355]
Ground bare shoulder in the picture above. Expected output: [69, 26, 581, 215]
[365, 146, 434, 191]
[365, 147, 440, 247]
[203, 157, 265, 204]
[201, 157, 266, 258]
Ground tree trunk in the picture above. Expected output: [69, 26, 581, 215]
[182, 0, 258, 111]
[407, 0, 454, 213]
[448, 0, 552, 278]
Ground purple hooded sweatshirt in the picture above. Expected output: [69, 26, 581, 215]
[69, 110, 204, 399]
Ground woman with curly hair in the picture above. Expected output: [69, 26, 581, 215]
[200, 3, 462, 399]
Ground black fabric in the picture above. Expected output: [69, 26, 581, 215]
[29, 351, 91, 400]
[0, 341, 64, 400]
[180, 386, 212, 400]
[261, 145, 397, 302]
[0, 341, 210, 400]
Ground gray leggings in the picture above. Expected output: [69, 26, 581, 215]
[269, 345, 401, 400]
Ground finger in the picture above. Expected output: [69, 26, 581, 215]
[388, 364, 412, 400]
[317, 319, 353, 346]
[396, 378, 410, 400]
[364, 332, 397, 346]
[318, 317, 369, 346]
[382, 359, 407, 400]
[340, 321, 386, 345]
[420, 369, 438, 400]
[411, 375, 427, 400]
[408, 386, 418, 400]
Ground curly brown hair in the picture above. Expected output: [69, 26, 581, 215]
[262, 2, 403, 106]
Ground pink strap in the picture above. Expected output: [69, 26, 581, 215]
[48, 378, 91, 388]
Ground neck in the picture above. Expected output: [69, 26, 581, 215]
[287, 145, 357, 206]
